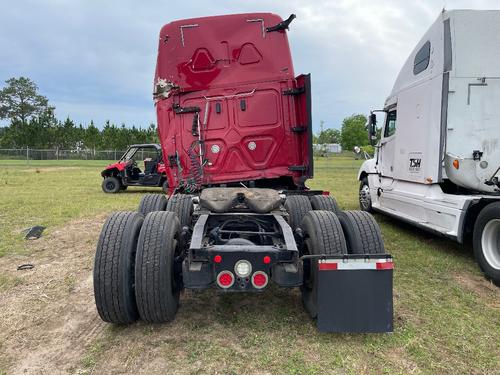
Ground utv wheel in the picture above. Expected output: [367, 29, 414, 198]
[300, 211, 347, 318]
[135, 211, 182, 323]
[166, 194, 194, 229]
[138, 194, 167, 215]
[337, 210, 384, 255]
[162, 179, 169, 194]
[284, 195, 312, 231]
[310, 195, 339, 213]
[473, 202, 500, 286]
[93, 211, 143, 324]
[102, 176, 121, 194]
[359, 177, 373, 212]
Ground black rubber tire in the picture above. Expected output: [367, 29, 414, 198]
[135, 211, 182, 323]
[166, 194, 194, 229]
[138, 194, 167, 215]
[102, 176, 121, 194]
[161, 179, 169, 194]
[93, 211, 143, 324]
[359, 177, 373, 212]
[310, 195, 339, 213]
[284, 195, 312, 231]
[337, 210, 384, 255]
[300, 210, 347, 318]
[473, 202, 500, 286]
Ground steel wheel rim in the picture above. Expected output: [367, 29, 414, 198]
[481, 219, 500, 270]
[106, 181, 115, 190]
[359, 184, 371, 210]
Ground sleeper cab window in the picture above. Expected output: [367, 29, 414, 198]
[413, 41, 431, 75]
[384, 111, 397, 137]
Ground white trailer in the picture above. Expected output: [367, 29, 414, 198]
[358, 9, 500, 285]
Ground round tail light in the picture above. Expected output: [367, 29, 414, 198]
[217, 271, 235, 289]
[251, 271, 268, 289]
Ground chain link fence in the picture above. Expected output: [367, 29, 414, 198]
[0, 148, 127, 161]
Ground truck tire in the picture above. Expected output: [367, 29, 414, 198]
[166, 194, 194, 229]
[300, 211, 347, 318]
[284, 195, 312, 231]
[135, 211, 182, 323]
[138, 194, 167, 215]
[337, 210, 384, 255]
[93, 211, 143, 324]
[310, 195, 339, 213]
[473, 202, 500, 286]
[359, 177, 373, 212]
[102, 176, 121, 194]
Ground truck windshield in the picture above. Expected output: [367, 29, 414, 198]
[121, 148, 138, 161]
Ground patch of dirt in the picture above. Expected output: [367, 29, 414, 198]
[383, 347, 419, 373]
[0, 215, 107, 374]
[454, 273, 500, 307]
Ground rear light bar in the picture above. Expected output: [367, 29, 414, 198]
[318, 259, 393, 271]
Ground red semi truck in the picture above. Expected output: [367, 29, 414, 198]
[93, 13, 394, 332]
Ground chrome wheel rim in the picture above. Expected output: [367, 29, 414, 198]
[359, 184, 371, 210]
[481, 219, 500, 270]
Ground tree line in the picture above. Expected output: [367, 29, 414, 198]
[0, 77, 158, 151]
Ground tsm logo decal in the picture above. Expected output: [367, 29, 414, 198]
[409, 158, 422, 172]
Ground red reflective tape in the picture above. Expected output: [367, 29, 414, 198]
[318, 262, 338, 271]
[376, 262, 394, 270]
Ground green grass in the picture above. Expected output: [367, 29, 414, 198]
[0, 159, 161, 257]
[0, 157, 498, 374]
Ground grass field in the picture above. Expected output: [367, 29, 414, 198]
[0, 157, 498, 374]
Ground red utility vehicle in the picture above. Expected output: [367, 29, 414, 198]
[93, 13, 393, 333]
[101, 144, 168, 193]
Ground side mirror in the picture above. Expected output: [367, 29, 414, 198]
[368, 113, 377, 145]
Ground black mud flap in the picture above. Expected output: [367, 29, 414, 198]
[316, 255, 393, 333]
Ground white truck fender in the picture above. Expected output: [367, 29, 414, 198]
[357, 158, 377, 180]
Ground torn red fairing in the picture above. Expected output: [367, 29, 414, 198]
[154, 13, 312, 193]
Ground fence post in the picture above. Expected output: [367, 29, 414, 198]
[114, 149, 117, 160]
[26, 146, 29, 165]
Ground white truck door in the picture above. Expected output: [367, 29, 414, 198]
[378, 110, 397, 178]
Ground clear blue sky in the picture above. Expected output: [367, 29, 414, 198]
[1, 0, 499, 132]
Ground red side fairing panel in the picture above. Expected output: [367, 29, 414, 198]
[155, 13, 311, 191]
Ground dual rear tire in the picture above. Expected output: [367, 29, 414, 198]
[94, 211, 182, 324]
[298, 208, 385, 318]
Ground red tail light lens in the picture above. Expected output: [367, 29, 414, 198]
[263, 256, 271, 264]
[217, 271, 234, 288]
[251, 271, 268, 289]
[214, 255, 222, 263]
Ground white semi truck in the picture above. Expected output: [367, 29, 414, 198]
[358, 9, 500, 285]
